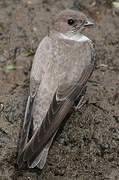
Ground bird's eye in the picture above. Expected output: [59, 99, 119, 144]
[67, 19, 75, 25]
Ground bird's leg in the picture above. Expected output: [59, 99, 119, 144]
[73, 85, 88, 111]
[74, 95, 88, 111]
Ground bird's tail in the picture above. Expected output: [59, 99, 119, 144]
[29, 131, 57, 169]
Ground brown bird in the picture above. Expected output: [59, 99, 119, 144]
[17, 9, 95, 169]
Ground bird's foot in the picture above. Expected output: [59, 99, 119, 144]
[74, 96, 88, 111]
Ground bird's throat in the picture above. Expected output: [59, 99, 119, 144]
[60, 32, 90, 42]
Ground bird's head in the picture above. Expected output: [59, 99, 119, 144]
[52, 9, 94, 35]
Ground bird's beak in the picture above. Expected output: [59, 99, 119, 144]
[84, 21, 94, 27]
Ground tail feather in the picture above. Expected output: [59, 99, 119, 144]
[37, 147, 49, 169]
[29, 131, 57, 169]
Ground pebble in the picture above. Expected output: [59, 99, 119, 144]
[100, 142, 110, 151]
[6, 108, 14, 124]
[114, 116, 119, 123]
[0, 55, 5, 63]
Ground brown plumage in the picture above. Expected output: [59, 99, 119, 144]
[17, 9, 95, 169]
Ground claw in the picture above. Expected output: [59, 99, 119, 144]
[74, 95, 88, 111]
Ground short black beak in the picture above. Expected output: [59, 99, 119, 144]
[84, 21, 94, 27]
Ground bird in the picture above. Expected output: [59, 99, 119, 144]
[17, 9, 95, 169]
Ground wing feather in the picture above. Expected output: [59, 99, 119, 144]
[17, 37, 50, 162]
[17, 63, 94, 169]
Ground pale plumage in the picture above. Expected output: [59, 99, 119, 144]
[17, 9, 95, 169]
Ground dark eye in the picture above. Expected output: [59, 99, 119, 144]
[67, 19, 75, 25]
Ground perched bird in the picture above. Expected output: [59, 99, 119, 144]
[17, 9, 95, 169]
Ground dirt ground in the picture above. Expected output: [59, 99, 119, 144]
[0, 0, 119, 179]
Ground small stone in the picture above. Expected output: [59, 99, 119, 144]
[114, 116, 119, 123]
[0, 103, 4, 114]
[0, 55, 5, 63]
[6, 109, 14, 124]
[100, 142, 110, 151]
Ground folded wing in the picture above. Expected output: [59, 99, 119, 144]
[17, 62, 94, 169]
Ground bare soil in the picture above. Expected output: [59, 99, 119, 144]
[0, 0, 119, 179]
